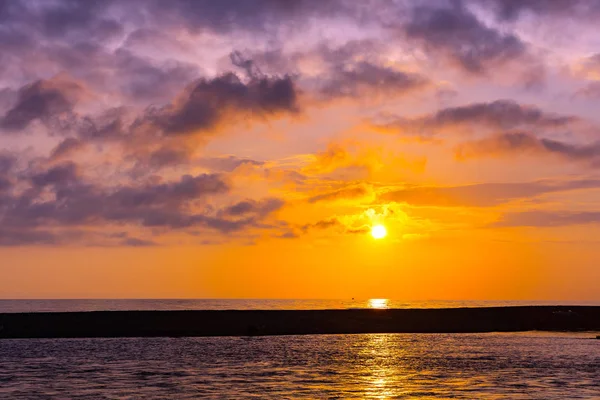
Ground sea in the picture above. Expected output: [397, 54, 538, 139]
[1, 299, 599, 399]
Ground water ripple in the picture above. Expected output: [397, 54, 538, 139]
[1, 332, 599, 399]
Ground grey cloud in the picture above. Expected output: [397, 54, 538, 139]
[2, 172, 229, 229]
[424, 100, 574, 129]
[120, 237, 158, 247]
[403, 3, 527, 74]
[492, 210, 600, 227]
[308, 185, 369, 203]
[146, 0, 351, 35]
[300, 217, 370, 236]
[455, 132, 600, 166]
[319, 61, 428, 99]
[1, 78, 83, 132]
[574, 82, 600, 99]
[0, 151, 17, 174]
[196, 156, 264, 172]
[147, 72, 299, 136]
[220, 198, 284, 218]
[147, 147, 192, 168]
[482, 0, 600, 21]
[301, 218, 342, 232]
[0, 166, 285, 245]
[30, 162, 79, 187]
[377, 100, 577, 137]
[381, 179, 600, 207]
[50, 138, 85, 160]
[111, 48, 200, 102]
[0, 229, 58, 246]
[246, 41, 430, 101]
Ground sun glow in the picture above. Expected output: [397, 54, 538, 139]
[371, 224, 387, 239]
[368, 298, 389, 309]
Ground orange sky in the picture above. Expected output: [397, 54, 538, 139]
[1, 1, 600, 300]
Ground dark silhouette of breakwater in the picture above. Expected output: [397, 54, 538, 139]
[1, 306, 599, 338]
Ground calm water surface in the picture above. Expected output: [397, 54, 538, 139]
[1, 298, 599, 313]
[1, 332, 598, 399]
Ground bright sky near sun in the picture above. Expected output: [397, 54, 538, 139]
[1, 0, 600, 300]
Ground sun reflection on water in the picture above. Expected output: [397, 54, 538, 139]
[368, 298, 389, 309]
[359, 334, 405, 399]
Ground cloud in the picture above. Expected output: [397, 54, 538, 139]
[245, 41, 430, 102]
[375, 100, 576, 137]
[0, 151, 17, 174]
[308, 185, 371, 203]
[482, 0, 600, 21]
[1, 76, 84, 132]
[302, 218, 342, 231]
[455, 132, 600, 166]
[492, 210, 600, 227]
[1, 170, 229, 230]
[146, 147, 193, 168]
[220, 198, 284, 218]
[574, 82, 600, 99]
[402, 3, 527, 75]
[317, 61, 429, 100]
[30, 162, 79, 187]
[0, 162, 288, 245]
[120, 237, 158, 247]
[50, 137, 85, 160]
[145, 72, 299, 136]
[143, 0, 352, 35]
[381, 179, 600, 207]
[196, 156, 264, 172]
[0, 229, 59, 246]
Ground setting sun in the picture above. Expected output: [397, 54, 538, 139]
[371, 224, 387, 239]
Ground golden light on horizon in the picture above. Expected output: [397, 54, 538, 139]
[371, 224, 387, 239]
[368, 298, 389, 309]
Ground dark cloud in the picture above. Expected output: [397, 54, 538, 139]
[0, 229, 58, 246]
[147, 147, 192, 168]
[0, 165, 285, 245]
[308, 185, 370, 203]
[37, 43, 200, 105]
[146, 0, 351, 34]
[197, 156, 264, 172]
[111, 48, 200, 102]
[382, 179, 600, 207]
[574, 82, 600, 99]
[455, 132, 600, 166]
[220, 198, 284, 218]
[319, 61, 428, 99]
[38, 0, 123, 40]
[425, 100, 574, 129]
[299, 217, 370, 236]
[30, 162, 79, 187]
[301, 218, 343, 232]
[245, 41, 430, 101]
[403, 3, 527, 74]
[2, 171, 229, 229]
[1, 77, 83, 132]
[0, 0, 124, 42]
[120, 237, 158, 247]
[147, 72, 299, 136]
[377, 100, 577, 137]
[482, 0, 600, 21]
[50, 138, 85, 160]
[0, 151, 17, 174]
[492, 210, 600, 227]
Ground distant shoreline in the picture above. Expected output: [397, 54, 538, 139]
[1, 306, 599, 338]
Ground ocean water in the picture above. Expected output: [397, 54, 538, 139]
[1, 298, 600, 313]
[1, 332, 598, 399]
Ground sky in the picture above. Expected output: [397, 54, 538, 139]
[1, 0, 600, 300]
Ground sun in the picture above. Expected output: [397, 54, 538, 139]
[371, 224, 387, 239]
